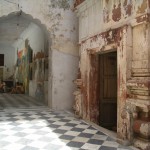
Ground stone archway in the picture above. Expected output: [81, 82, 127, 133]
[0, 1, 79, 111]
[0, 11, 52, 107]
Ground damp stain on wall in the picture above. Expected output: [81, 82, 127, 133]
[49, 0, 70, 10]
[123, 0, 132, 16]
[112, 3, 121, 22]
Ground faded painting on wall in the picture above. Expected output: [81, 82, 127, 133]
[44, 58, 48, 81]
[14, 38, 48, 100]
[15, 39, 32, 94]
[16, 48, 29, 94]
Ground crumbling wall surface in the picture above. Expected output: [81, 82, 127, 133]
[79, 47, 99, 122]
[0, 0, 79, 110]
[89, 54, 99, 123]
[132, 23, 150, 77]
[126, 23, 150, 150]
[77, 0, 149, 42]
[110, 0, 148, 22]
[79, 26, 128, 125]
[79, 17, 150, 149]
[76, 0, 150, 149]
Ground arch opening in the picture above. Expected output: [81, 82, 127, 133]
[0, 11, 51, 107]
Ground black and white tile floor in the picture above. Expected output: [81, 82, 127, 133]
[0, 94, 45, 108]
[0, 94, 136, 150]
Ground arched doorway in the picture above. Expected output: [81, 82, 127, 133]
[0, 11, 51, 107]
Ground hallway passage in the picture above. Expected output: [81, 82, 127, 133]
[0, 94, 46, 109]
[0, 94, 135, 150]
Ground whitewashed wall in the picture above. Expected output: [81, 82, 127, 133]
[13, 22, 45, 62]
[0, 0, 79, 110]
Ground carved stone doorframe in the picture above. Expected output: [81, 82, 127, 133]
[75, 25, 133, 142]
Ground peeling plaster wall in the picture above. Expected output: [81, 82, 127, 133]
[0, 0, 79, 110]
[76, 0, 150, 149]
[76, 0, 149, 42]
[132, 23, 150, 76]
[79, 26, 130, 126]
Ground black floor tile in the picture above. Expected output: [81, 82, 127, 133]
[87, 139, 104, 145]
[67, 141, 84, 148]
[78, 133, 94, 138]
[99, 146, 117, 150]
[53, 129, 67, 134]
[71, 127, 85, 132]
[59, 135, 75, 140]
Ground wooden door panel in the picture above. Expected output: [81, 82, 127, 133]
[0, 54, 4, 66]
[100, 103, 117, 126]
[104, 54, 117, 76]
[0, 68, 3, 80]
[99, 52, 117, 129]
[104, 77, 117, 98]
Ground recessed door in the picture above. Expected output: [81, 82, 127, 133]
[0, 54, 4, 66]
[99, 51, 117, 130]
[0, 68, 3, 80]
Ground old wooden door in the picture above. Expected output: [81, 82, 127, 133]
[0, 54, 4, 80]
[0, 68, 3, 80]
[99, 52, 117, 130]
[0, 54, 4, 66]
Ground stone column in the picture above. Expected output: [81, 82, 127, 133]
[126, 22, 150, 150]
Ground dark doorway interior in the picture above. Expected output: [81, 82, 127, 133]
[0, 54, 4, 66]
[99, 51, 117, 131]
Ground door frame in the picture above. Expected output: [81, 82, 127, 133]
[80, 26, 131, 140]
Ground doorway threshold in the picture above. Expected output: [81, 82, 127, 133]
[83, 119, 117, 139]
[66, 110, 117, 139]
[82, 119, 139, 150]
[66, 110, 139, 150]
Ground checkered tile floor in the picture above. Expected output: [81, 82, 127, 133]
[0, 94, 135, 150]
[0, 93, 45, 108]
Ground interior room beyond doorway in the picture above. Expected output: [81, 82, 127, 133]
[99, 51, 117, 132]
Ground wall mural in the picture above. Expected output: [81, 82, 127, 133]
[14, 39, 49, 101]
[16, 39, 30, 94]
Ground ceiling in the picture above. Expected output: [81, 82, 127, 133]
[0, 14, 31, 48]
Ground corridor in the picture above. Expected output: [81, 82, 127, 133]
[0, 94, 135, 150]
[0, 94, 45, 108]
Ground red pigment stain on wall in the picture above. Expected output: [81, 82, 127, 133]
[82, 73, 88, 118]
[89, 54, 99, 124]
[74, 0, 85, 8]
[123, 0, 132, 16]
[105, 0, 109, 4]
[112, 3, 121, 21]
[133, 120, 141, 134]
[136, 14, 148, 23]
[148, 0, 150, 8]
